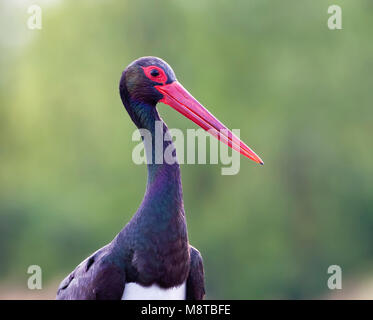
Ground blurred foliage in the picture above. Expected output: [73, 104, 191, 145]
[0, 0, 372, 299]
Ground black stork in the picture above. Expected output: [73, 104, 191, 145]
[56, 57, 263, 300]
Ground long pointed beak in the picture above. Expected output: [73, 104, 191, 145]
[155, 81, 263, 165]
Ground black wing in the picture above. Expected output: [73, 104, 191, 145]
[56, 244, 126, 300]
[186, 246, 205, 300]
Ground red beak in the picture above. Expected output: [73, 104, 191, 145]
[155, 81, 264, 165]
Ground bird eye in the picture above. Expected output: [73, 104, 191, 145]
[150, 69, 160, 77]
[142, 66, 167, 84]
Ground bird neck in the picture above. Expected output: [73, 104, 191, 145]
[132, 101, 185, 220]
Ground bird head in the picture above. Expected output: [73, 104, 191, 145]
[119, 56, 263, 165]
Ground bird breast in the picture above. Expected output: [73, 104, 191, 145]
[121, 281, 186, 300]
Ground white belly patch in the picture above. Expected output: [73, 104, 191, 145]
[121, 281, 186, 300]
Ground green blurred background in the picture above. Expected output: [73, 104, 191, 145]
[1, 0, 372, 299]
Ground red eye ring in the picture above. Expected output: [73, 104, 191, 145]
[142, 66, 168, 84]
